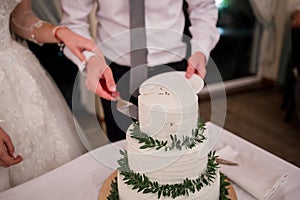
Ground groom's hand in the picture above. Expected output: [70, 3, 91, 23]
[85, 56, 117, 100]
[0, 127, 22, 168]
[185, 51, 207, 79]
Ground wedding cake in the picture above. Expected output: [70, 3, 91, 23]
[112, 73, 221, 200]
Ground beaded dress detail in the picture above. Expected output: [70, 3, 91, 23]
[0, 0, 85, 191]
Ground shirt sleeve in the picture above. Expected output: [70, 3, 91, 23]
[186, 0, 220, 62]
[63, 48, 95, 74]
[60, 0, 96, 72]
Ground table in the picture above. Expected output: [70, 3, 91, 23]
[1, 122, 300, 200]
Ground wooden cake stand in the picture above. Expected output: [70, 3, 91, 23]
[98, 171, 237, 200]
[99, 171, 118, 200]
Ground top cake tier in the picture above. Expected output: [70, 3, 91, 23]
[138, 73, 199, 140]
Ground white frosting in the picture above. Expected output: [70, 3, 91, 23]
[126, 125, 209, 183]
[117, 77, 220, 199]
[138, 85, 198, 141]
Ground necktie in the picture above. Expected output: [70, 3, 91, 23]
[129, 0, 148, 96]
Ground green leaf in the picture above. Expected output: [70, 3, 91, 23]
[110, 150, 219, 199]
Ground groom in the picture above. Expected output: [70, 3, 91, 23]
[60, 0, 220, 142]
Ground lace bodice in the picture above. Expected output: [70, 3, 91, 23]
[0, 0, 21, 48]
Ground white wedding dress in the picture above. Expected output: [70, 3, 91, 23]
[0, 0, 86, 192]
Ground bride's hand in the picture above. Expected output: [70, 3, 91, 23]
[0, 127, 22, 168]
[54, 28, 117, 100]
[55, 27, 96, 62]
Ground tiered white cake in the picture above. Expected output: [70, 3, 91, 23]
[117, 76, 220, 200]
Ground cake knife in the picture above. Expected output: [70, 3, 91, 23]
[100, 78, 138, 120]
[115, 95, 138, 120]
[216, 158, 239, 166]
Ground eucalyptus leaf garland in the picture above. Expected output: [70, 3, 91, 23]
[129, 120, 206, 151]
[116, 150, 218, 199]
[107, 150, 230, 200]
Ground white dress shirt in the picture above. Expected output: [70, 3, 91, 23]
[60, 0, 220, 72]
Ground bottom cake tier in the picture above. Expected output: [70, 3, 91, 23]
[99, 171, 235, 200]
[111, 150, 225, 200]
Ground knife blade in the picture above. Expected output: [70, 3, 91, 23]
[100, 78, 138, 120]
[216, 158, 239, 166]
[115, 97, 138, 120]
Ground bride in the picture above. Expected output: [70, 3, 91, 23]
[0, 0, 113, 191]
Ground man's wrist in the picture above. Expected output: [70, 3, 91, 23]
[79, 51, 96, 73]
[190, 41, 210, 64]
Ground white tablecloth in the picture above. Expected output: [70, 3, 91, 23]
[1, 122, 299, 200]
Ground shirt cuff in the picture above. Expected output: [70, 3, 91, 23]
[190, 39, 210, 64]
[63, 47, 96, 74]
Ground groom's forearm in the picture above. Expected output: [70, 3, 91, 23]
[60, 0, 95, 39]
[60, 0, 96, 72]
[63, 48, 95, 73]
